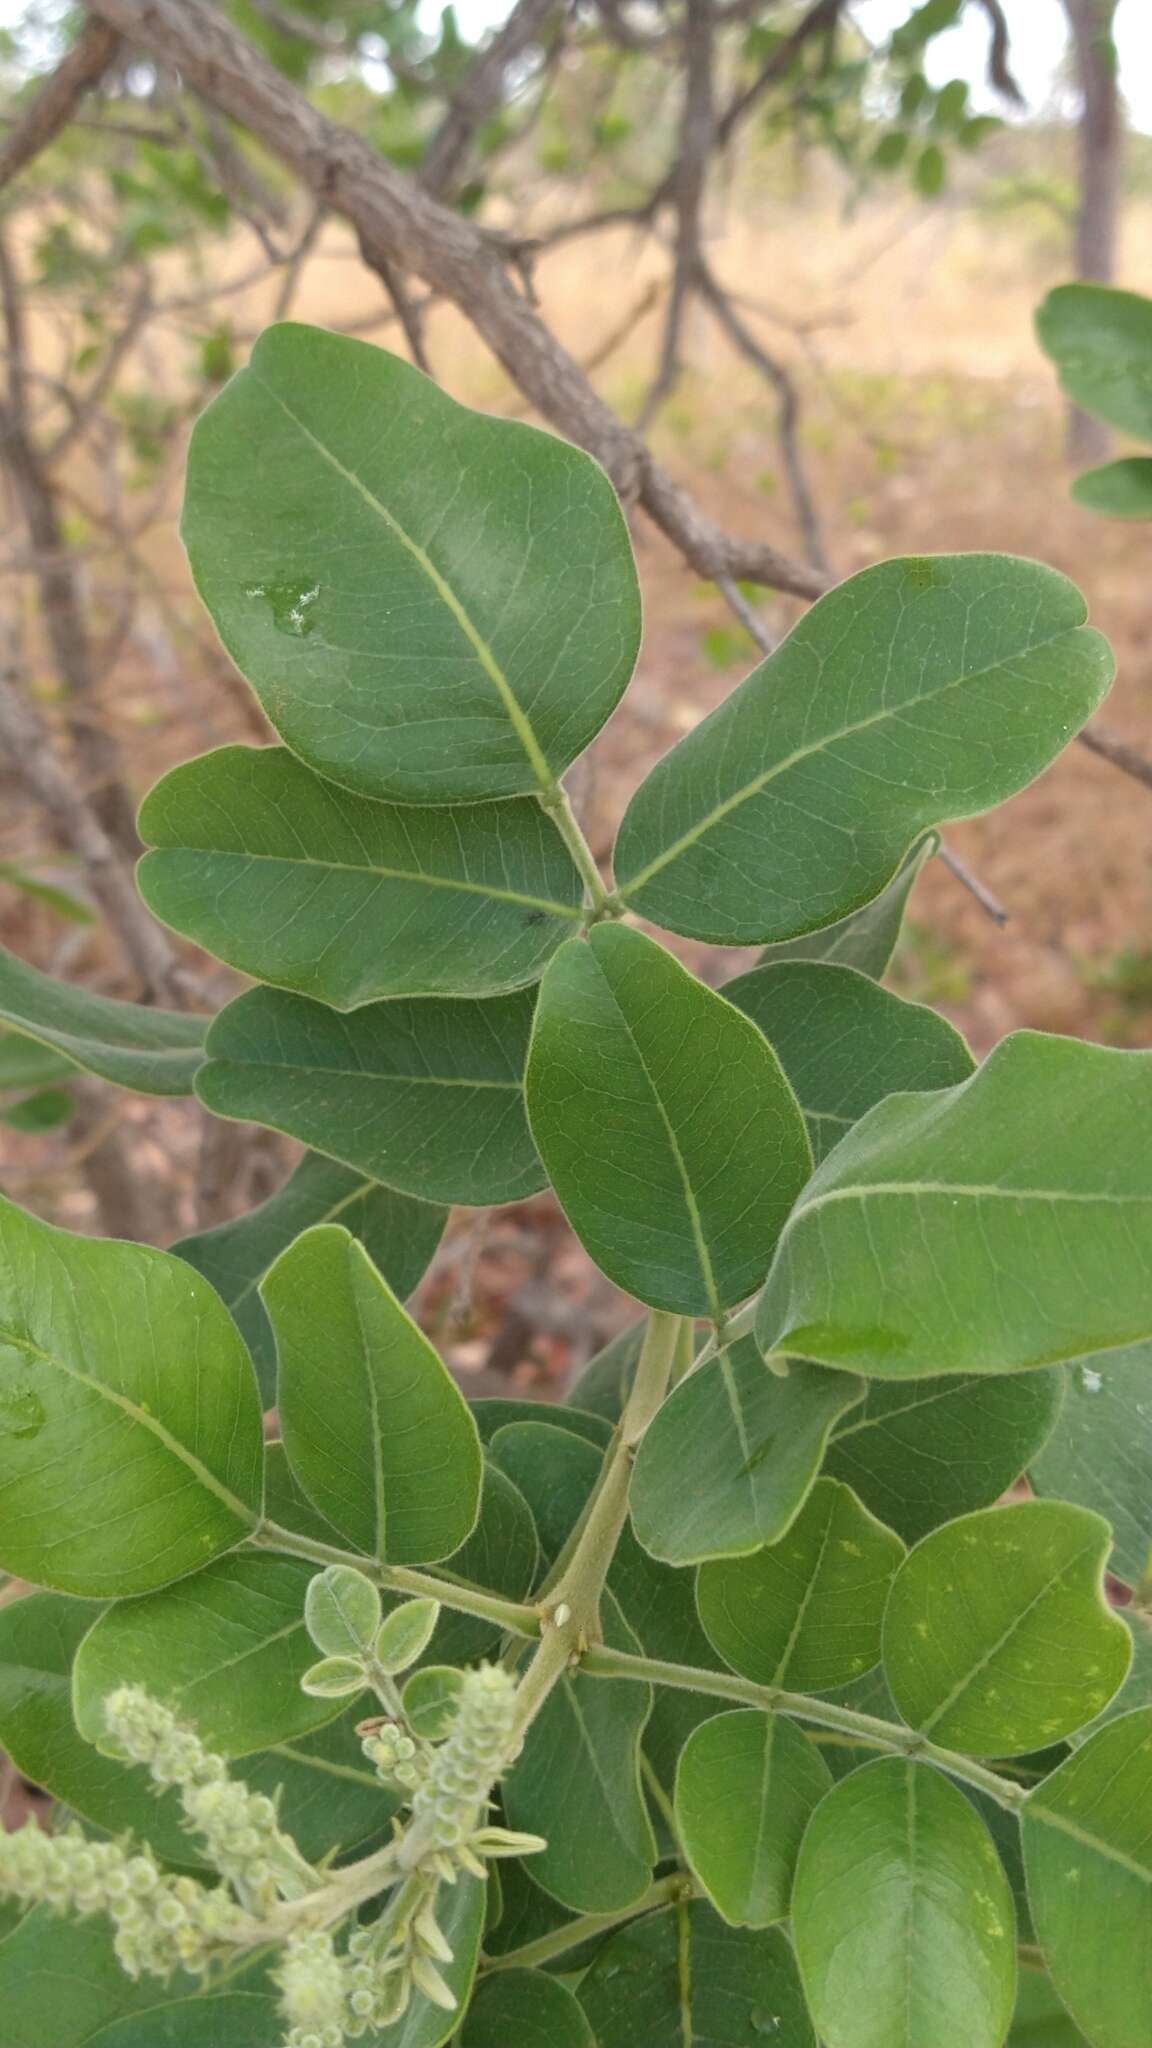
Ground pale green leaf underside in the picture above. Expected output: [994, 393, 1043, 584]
[0, 1195, 262, 1597]
[72, 1554, 341, 1756]
[138, 745, 582, 1008]
[883, 1501, 1131, 1756]
[630, 1340, 863, 1565]
[757, 1031, 1152, 1379]
[1023, 1708, 1152, 2048]
[527, 924, 811, 1318]
[613, 553, 1112, 944]
[196, 983, 544, 1207]
[0, 942, 206, 1097]
[724, 959, 973, 1162]
[171, 1151, 447, 1404]
[792, 1758, 1017, 2048]
[182, 323, 641, 804]
[263, 1225, 482, 1564]
[696, 1476, 905, 1691]
[1030, 1344, 1152, 1587]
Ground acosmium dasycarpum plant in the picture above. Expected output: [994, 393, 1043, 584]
[0, 321, 1151, 2048]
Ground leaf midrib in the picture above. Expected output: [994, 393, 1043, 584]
[253, 373, 557, 792]
[211, 1059, 522, 1092]
[916, 1533, 1105, 1737]
[798, 1178, 1152, 1217]
[147, 844, 580, 920]
[619, 622, 1076, 897]
[0, 1323, 257, 1531]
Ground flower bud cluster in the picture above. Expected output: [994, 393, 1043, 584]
[360, 1721, 427, 1793]
[104, 1686, 316, 1912]
[410, 1664, 518, 1852]
[343, 1878, 456, 2033]
[0, 1819, 242, 1979]
[277, 1928, 350, 2048]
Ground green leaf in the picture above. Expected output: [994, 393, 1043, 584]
[182, 323, 641, 803]
[2, 1086, 73, 1132]
[0, 1593, 386, 1868]
[792, 1758, 1017, 2048]
[675, 1708, 832, 1926]
[86, 1993, 284, 2048]
[1072, 456, 1152, 520]
[0, 1194, 262, 1596]
[402, 1664, 464, 1739]
[825, 1371, 1062, 1545]
[304, 1563, 381, 1658]
[172, 1151, 447, 1402]
[0, 1029, 77, 1090]
[375, 1597, 441, 1673]
[724, 960, 973, 1161]
[526, 924, 811, 1316]
[1075, 1609, 1152, 1736]
[299, 1655, 366, 1698]
[883, 1502, 1131, 1755]
[263, 1441, 348, 1549]
[504, 1599, 656, 1912]
[1036, 283, 1152, 440]
[0, 941, 206, 1096]
[577, 1903, 815, 2047]
[564, 1318, 646, 1421]
[757, 1032, 1152, 1378]
[462, 1969, 595, 2048]
[470, 1397, 612, 1449]
[755, 832, 936, 978]
[1023, 1708, 1152, 2047]
[415, 1458, 539, 1667]
[613, 556, 1111, 944]
[0, 859, 95, 925]
[0, 1910, 197, 2048]
[915, 140, 947, 196]
[138, 745, 582, 1007]
[1009, 1969, 1089, 2047]
[630, 1341, 863, 1564]
[487, 1419, 599, 1569]
[262, 1225, 481, 1563]
[197, 984, 543, 1206]
[72, 1554, 343, 1755]
[1031, 1345, 1152, 1586]
[697, 1476, 904, 1691]
[374, 1874, 487, 2048]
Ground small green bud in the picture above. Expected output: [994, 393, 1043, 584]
[300, 1656, 368, 1700]
[402, 1665, 464, 1740]
[469, 1825, 548, 1859]
[305, 1565, 382, 1658]
[374, 1597, 441, 1675]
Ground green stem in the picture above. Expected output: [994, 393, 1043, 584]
[537, 780, 621, 921]
[581, 1646, 1027, 1814]
[511, 1310, 686, 1738]
[481, 1874, 689, 1972]
[251, 1521, 541, 1640]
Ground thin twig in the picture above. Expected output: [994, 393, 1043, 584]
[0, 17, 121, 189]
